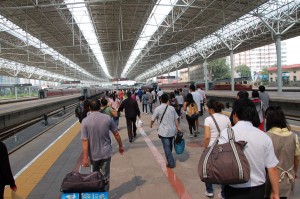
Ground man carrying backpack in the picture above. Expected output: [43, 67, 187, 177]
[75, 96, 87, 123]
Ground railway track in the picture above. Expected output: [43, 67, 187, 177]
[1, 103, 77, 154]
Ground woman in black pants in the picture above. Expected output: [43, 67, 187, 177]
[183, 93, 198, 138]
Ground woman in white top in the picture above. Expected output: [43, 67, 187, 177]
[203, 99, 230, 199]
[108, 93, 121, 128]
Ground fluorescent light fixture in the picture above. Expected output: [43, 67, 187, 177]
[65, 0, 111, 78]
[121, 0, 178, 77]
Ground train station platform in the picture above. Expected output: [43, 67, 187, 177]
[0, 96, 38, 105]
[3, 102, 300, 199]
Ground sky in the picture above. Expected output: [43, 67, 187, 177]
[285, 35, 300, 65]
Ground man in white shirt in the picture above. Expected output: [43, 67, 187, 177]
[218, 98, 279, 199]
[157, 88, 164, 104]
[150, 94, 181, 168]
[197, 87, 206, 115]
[190, 84, 202, 133]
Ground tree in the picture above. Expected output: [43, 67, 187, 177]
[235, 64, 251, 78]
[207, 58, 230, 80]
[261, 66, 269, 85]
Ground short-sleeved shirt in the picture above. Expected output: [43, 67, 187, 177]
[175, 95, 184, 105]
[157, 90, 163, 97]
[109, 98, 120, 110]
[204, 113, 230, 147]
[259, 92, 270, 111]
[81, 112, 117, 161]
[191, 91, 202, 112]
[218, 121, 278, 188]
[101, 106, 114, 117]
[152, 103, 178, 137]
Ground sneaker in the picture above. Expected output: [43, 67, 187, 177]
[194, 134, 197, 137]
[218, 193, 224, 199]
[145, 112, 148, 115]
[189, 134, 194, 138]
[205, 191, 214, 197]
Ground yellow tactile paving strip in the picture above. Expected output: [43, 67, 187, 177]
[4, 122, 80, 198]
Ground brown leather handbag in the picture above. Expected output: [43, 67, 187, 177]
[198, 127, 250, 184]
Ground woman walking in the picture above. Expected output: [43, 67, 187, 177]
[141, 91, 148, 114]
[109, 93, 121, 128]
[203, 99, 230, 199]
[265, 106, 299, 199]
[183, 93, 198, 138]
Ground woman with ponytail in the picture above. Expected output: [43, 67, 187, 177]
[203, 99, 231, 199]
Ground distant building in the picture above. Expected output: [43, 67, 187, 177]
[179, 64, 205, 82]
[233, 42, 287, 73]
[267, 64, 300, 86]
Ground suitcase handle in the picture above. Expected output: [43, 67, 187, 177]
[79, 165, 93, 173]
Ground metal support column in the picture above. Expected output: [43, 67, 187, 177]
[230, 50, 234, 92]
[203, 59, 208, 91]
[188, 66, 190, 82]
[275, 34, 282, 93]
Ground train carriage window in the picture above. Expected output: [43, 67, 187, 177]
[243, 81, 247, 84]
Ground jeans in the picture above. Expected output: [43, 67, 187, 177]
[126, 117, 137, 140]
[160, 136, 175, 166]
[92, 157, 111, 191]
[205, 182, 213, 193]
[142, 104, 148, 113]
[113, 117, 119, 127]
[205, 183, 225, 197]
[148, 103, 153, 113]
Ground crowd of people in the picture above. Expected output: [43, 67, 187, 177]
[59, 84, 300, 198]
[1, 85, 298, 199]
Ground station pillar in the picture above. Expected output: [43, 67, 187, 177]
[230, 50, 234, 92]
[203, 59, 208, 91]
[276, 34, 283, 93]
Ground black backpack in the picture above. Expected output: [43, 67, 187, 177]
[75, 104, 84, 120]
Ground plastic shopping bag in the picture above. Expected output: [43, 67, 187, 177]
[136, 119, 143, 128]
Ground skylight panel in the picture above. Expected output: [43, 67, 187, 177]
[65, 0, 111, 78]
[0, 15, 100, 81]
[137, 0, 296, 81]
[121, 0, 178, 77]
[0, 58, 73, 81]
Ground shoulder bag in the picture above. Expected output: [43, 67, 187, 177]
[198, 127, 250, 184]
[157, 105, 168, 138]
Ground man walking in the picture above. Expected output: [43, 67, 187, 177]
[81, 99, 124, 191]
[258, 85, 270, 114]
[118, 91, 141, 142]
[219, 99, 279, 199]
[75, 96, 87, 123]
[150, 94, 181, 168]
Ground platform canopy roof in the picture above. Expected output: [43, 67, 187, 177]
[0, 0, 299, 83]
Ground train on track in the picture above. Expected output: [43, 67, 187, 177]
[144, 77, 253, 92]
[39, 87, 106, 99]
